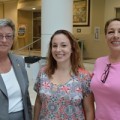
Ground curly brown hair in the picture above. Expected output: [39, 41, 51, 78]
[45, 29, 84, 78]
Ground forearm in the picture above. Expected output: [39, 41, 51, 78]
[33, 95, 41, 120]
[83, 93, 95, 120]
[85, 110, 95, 120]
[33, 105, 41, 120]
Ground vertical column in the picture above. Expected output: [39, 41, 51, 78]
[41, 0, 73, 61]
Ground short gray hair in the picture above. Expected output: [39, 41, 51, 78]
[0, 18, 15, 36]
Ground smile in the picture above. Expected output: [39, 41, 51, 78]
[111, 41, 120, 45]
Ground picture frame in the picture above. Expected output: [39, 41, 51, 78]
[73, 0, 90, 27]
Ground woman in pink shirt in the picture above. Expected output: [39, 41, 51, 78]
[91, 18, 120, 120]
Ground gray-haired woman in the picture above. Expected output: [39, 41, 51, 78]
[0, 18, 32, 120]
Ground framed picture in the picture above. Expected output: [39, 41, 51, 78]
[73, 0, 90, 27]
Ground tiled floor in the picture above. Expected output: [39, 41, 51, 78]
[28, 61, 95, 106]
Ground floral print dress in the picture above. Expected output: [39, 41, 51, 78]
[34, 67, 91, 120]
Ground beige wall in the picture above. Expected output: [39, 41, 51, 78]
[1, 0, 120, 58]
[73, 0, 109, 59]
[0, 3, 4, 18]
[18, 10, 33, 49]
[0, 0, 18, 49]
[85, 0, 109, 59]
[0, 0, 33, 49]
[105, 0, 120, 21]
[73, 0, 120, 59]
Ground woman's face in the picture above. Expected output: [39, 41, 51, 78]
[51, 34, 72, 64]
[106, 20, 120, 52]
[0, 26, 13, 54]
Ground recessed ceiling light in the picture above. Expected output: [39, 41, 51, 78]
[32, 8, 36, 10]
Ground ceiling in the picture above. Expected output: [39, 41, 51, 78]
[0, 0, 41, 11]
[0, 0, 38, 1]
[0, 0, 11, 1]
[18, 0, 41, 11]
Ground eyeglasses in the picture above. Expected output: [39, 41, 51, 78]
[0, 34, 14, 41]
[101, 63, 111, 83]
